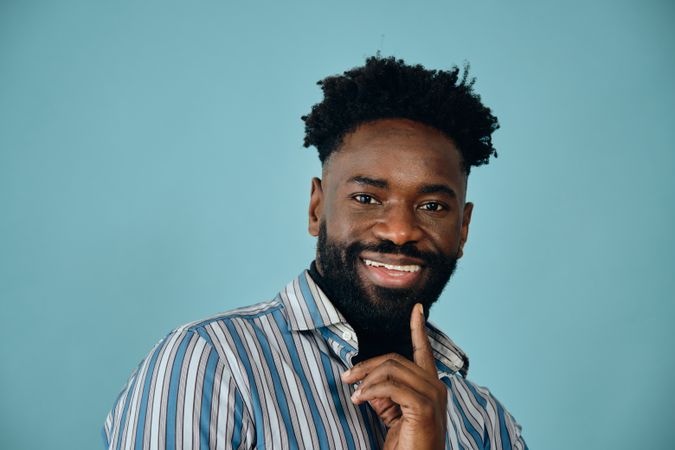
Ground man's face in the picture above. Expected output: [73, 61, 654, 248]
[308, 118, 473, 338]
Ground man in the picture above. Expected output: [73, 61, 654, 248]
[103, 56, 527, 449]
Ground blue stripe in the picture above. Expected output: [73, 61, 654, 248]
[358, 403, 382, 449]
[439, 393, 466, 450]
[224, 320, 266, 449]
[133, 336, 167, 450]
[464, 381, 488, 409]
[252, 322, 299, 449]
[199, 350, 219, 450]
[192, 326, 215, 348]
[272, 309, 330, 450]
[165, 333, 192, 450]
[298, 273, 325, 327]
[448, 378, 484, 449]
[231, 385, 245, 449]
[319, 352, 356, 450]
[495, 398, 512, 449]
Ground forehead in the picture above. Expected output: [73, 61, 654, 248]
[324, 119, 466, 191]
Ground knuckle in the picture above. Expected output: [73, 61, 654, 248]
[382, 359, 399, 371]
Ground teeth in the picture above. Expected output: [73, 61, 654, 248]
[363, 259, 420, 273]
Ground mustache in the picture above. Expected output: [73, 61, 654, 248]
[346, 240, 448, 266]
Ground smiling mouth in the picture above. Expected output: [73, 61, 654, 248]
[359, 256, 425, 288]
[363, 258, 421, 273]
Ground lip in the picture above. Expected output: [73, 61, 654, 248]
[358, 252, 425, 289]
[359, 251, 426, 267]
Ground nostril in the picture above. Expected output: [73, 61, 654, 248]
[372, 214, 422, 245]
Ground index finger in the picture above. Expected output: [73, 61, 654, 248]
[411, 303, 436, 374]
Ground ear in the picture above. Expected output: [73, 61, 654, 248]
[308, 177, 324, 236]
[457, 202, 474, 259]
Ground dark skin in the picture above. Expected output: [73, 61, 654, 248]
[307, 118, 474, 449]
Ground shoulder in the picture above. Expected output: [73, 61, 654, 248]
[158, 297, 286, 366]
[102, 302, 277, 449]
[443, 374, 527, 450]
[180, 297, 284, 337]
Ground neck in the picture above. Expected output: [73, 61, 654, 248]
[352, 330, 413, 364]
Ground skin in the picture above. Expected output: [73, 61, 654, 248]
[307, 118, 474, 449]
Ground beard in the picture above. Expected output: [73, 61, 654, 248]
[316, 222, 458, 355]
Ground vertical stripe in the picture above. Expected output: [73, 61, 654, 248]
[165, 333, 192, 450]
[251, 322, 299, 449]
[231, 382, 245, 449]
[182, 337, 207, 450]
[199, 350, 219, 450]
[319, 352, 357, 450]
[112, 370, 139, 450]
[132, 338, 165, 450]
[224, 320, 266, 449]
[495, 398, 512, 449]
[298, 273, 325, 327]
[272, 309, 330, 449]
[358, 403, 382, 449]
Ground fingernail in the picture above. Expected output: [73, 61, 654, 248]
[341, 369, 350, 379]
[417, 303, 424, 317]
[351, 388, 361, 401]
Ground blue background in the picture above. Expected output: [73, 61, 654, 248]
[1, 1, 674, 449]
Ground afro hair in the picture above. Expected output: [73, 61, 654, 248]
[302, 56, 499, 175]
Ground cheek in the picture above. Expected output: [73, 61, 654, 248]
[425, 225, 461, 255]
[326, 220, 363, 244]
[325, 205, 372, 240]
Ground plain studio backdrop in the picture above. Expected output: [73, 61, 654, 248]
[1, 1, 673, 449]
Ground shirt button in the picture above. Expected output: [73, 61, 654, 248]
[342, 330, 353, 341]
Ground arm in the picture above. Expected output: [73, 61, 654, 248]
[103, 329, 253, 450]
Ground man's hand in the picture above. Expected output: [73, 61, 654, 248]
[341, 303, 448, 450]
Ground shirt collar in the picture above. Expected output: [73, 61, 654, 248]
[278, 269, 470, 377]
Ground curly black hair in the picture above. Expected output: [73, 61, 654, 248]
[301, 56, 499, 175]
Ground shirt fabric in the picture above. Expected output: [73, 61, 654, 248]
[103, 270, 527, 450]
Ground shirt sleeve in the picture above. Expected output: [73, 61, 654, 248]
[103, 328, 254, 450]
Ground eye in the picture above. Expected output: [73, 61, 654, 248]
[419, 201, 445, 212]
[352, 194, 380, 205]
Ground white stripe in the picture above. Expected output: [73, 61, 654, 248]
[182, 337, 206, 450]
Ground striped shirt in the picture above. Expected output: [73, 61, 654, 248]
[103, 270, 527, 449]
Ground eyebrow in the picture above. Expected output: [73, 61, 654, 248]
[420, 183, 457, 198]
[348, 176, 388, 188]
[348, 176, 457, 198]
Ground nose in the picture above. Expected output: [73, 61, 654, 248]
[372, 204, 424, 246]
